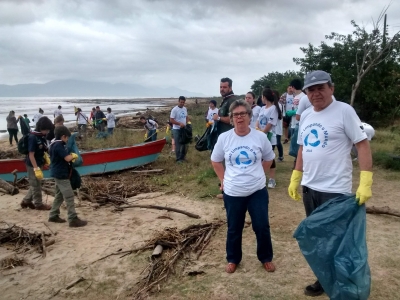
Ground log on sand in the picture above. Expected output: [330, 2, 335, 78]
[0, 178, 19, 195]
[366, 206, 400, 218]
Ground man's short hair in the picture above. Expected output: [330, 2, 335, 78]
[107, 107, 111, 112]
[221, 77, 233, 87]
[96, 106, 100, 109]
[54, 115, 64, 124]
[35, 116, 53, 131]
[54, 125, 71, 139]
[289, 79, 303, 90]
[39, 108, 44, 113]
[140, 116, 146, 120]
[23, 114, 27, 117]
[178, 96, 186, 101]
[58, 105, 62, 109]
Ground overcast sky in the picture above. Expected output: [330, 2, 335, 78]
[0, 0, 399, 96]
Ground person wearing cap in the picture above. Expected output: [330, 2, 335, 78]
[288, 70, 373, 297]
[206, 100, 219, 125]
[169, 96, 189, 163]
[53, 105, 63, 119]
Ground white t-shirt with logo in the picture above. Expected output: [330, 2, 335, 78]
[77, 112, 87, 125]
[207, 107, 219, 123]
[286, 94, 294, 110]
[170, 106, 188, 129]
[298, 100, 368, 193]
[106, 113, 116, 128]
[257, 105, 278, 145]
[211, 128, 275, 197]
[33, 113, 43, 125]
[291, 92, 305, 128]
[250, 105, 261, 128]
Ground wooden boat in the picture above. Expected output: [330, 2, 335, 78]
[0, 139, 166, 182]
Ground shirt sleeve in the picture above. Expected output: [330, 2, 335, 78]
[27, 135, 38, 153]
[297, 95, 311, 116]
[267, 107, 278, 126]
[343, 105, 368, 144]
[210, 136, 225, 162]
[170, 107, 176, 119]
[260, 134, 275, 161]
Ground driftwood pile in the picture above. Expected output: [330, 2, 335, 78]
[132, 221, 225, 300]
[0, 255, 26, 270]
[0, 221, 52, 255]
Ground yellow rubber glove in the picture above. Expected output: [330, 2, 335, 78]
[70, 152, 79, 163]
[256, 127, 261, 131]
[144, 133, 148, 139]
[156, 129, 159, 133]
[34, 167, 44, 180]
[356, 171, 373, 205]
[288, 170, 303, 201]
[102, 118, 107, 121]
[166, 126, 170, 134]
[43, 152, 51, 166]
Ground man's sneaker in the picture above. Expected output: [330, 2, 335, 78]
[278, 157, 284, 162]
[69, 217, 88, 228]
[304, 280, 324, 297]
[268, 178, 276, 189]
[48, 216, 66, 223]
[35, 203, 52, 210]
[20, 200, 35, 209]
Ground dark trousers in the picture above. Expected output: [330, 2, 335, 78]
[223, 188, 273, 264]
[276, 135, 283, 158]
[302, 186, 344, 217]
[173, 129, 188, 161]
[8, 128, 18, 145]
[148, 129, 157, 141]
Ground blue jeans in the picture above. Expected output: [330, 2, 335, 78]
[107, 127, 114, 135]
[274, 135, 283, 158]
[223, 188, 273, 264]
[173, 129, 187, 161]
[148, 129, 157, 141]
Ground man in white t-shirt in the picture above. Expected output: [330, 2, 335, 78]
[54, 105, 63, 119]
[206, 100, 219, 124]
[170, 96, 189, 163]
[288, 70, 373, 297]
[32, 108, 44, 125]
[76, 108, 88, 137]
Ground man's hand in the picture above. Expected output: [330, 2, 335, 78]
[212, 114, 219, 121]
[288, 170, 303, 201]
[34, 167, 44, 180]
[356, 171, 373, 205]
[70, 153, 79, 163]
[179, 123, 185, 128]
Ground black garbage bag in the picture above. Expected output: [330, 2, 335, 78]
[195, 125, 212, 152]
[179, 124, 193, 144]
[293, 194, 371, 300]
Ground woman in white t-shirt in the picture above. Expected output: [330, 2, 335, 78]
[211, 100, 275, 274]
[256, 88, 282, 188]
[245, 91, 261, 128]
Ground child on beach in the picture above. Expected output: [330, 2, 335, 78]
[48, 125, 87, 227]
[20, 117, 53, 210]
[106, 107, 116, 135]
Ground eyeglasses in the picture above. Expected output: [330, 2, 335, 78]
[232, 112, 249, 118]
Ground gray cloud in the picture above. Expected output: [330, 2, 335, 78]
[0, 0, 399, 95]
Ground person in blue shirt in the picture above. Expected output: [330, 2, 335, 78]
[48, 125, 87, 227]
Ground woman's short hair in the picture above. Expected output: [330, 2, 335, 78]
[54, 125, 71, 139]
[35, 116, 53, 131]
[228, 100, 253, 123]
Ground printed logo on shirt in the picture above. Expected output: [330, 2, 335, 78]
[228, 146, 257, 169]
[259, 117, 267, 126]
[300, 123, 329, 151]
[179, 111, 186, 119]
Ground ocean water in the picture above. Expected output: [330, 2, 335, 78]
[0, 97, 172, 138]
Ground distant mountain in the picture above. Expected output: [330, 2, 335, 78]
[0, 79, 205, 97]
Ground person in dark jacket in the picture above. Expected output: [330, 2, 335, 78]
[6, 110, 21, 146]
[20, 117, 54, 210]
[94, 106, 106, 132]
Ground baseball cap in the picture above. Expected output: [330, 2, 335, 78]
[303, 71, 332, 89]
